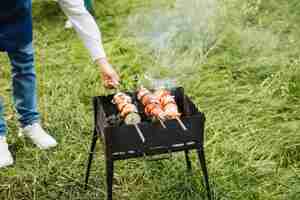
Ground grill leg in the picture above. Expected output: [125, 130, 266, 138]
[106, 159, 114, 200]
[85, 130, 98, 189]
[196, 148, 212, 200]
[184, 150, 192, 171]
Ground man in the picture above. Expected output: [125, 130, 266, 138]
[0, 0, 58, 168]
[58, 0, 120, 88]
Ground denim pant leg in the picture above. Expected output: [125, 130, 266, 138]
[0, 97, 6, 136]
[7, 42, 40, 127]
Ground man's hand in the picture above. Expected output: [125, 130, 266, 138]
[96, 58, 120, 89]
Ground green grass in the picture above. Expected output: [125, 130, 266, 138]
[0, 0, 299, 199]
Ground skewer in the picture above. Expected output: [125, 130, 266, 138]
[134, 124, 145, 143]
[154, 88, 188, 131]
[138, 87, 167, 129]
[158, 119, 167, 129]
[125, 112, 146, 143]
[175, 117, 187, 131]
[113, 92, 146, 143]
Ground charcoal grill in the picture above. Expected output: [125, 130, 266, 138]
[84, 87, 212, 200]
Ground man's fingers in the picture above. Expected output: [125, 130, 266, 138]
[104, 81, 117, 89]
[100, 65, 120, 89]
[103, 76, 119, 89]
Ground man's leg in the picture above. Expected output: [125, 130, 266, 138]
[7, 42, 39, 127]
[0, 81, 13, 168]
[7, 42, 57, 149]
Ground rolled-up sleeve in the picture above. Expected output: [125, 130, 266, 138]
[58, 0, 106, 61]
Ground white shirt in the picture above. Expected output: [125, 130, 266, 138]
[58, 0, 106, 61]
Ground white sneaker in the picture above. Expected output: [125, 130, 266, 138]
[20, 123, 57, 150]
[0, 136, 14, 168]
[65, 19, 73, 29]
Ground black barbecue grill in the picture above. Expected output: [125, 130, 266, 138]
[84, 87, 212, 200]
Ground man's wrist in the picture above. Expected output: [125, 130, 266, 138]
[96, 57, 111, 73]
[97, 57, 108, 65]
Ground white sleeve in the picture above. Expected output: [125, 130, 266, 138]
[58, 0, 106, 61]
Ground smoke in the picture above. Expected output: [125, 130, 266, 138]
[126, 0, 224, 88]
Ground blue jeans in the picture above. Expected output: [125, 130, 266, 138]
[0, 42, 40, 136]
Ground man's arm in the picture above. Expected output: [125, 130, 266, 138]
[58, 0, 119, 88]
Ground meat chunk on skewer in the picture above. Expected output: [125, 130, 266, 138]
[154, 89, 181, 119]
[112, 92, 145, 142]
[137, 87, 166, 120]
[154, 89, 187, 131]
[113, 93, 138, 118]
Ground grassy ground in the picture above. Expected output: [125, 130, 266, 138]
[0, 0, 299, 199]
